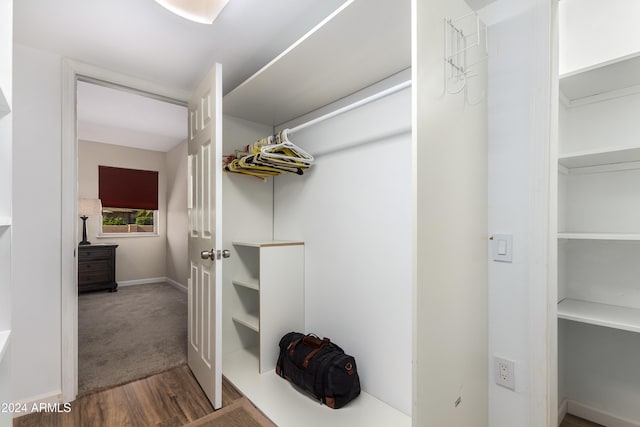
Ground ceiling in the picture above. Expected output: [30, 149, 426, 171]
[14, 0, 348, 151]
[77, 81, 187, 152]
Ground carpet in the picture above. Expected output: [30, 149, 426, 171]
[183, 398, 276, 427]
[78, 282, 187, 395]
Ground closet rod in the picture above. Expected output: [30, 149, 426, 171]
[287, 80, 412, 135]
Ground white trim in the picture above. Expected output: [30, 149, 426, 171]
[568, 400, 640, 427]
[61, 59, 189, 403]
[61, 59, 78, 403]
[11, 391, 63, 417]
[165, 277, 187, 293]
[558, 399, 568, 427]
[117, 277, 167, 287]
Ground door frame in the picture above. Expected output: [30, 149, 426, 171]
[60, 59, 189, 402]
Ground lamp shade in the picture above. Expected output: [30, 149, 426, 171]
[78, 198, 102, 217]
[155, 0, 230, 24]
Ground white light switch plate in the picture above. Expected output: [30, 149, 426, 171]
[491, 234, 513, 262]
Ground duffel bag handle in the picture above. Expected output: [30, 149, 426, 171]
[302, 334, 330, 348]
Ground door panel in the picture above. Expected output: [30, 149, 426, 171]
[187, 63, 222, 410]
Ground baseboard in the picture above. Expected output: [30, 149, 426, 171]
[558, 399, 568, 426]
[118, 277, 167, 287]
[12, 390, 65, 417]
[568, 400, 640, 427]
[165, 277, 187, 293]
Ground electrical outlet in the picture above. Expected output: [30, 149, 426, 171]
[494, 357, 515, 390]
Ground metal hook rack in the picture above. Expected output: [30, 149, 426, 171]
[443, 11, 488, 104]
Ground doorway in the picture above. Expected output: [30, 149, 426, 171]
[61, 60, 191, 401]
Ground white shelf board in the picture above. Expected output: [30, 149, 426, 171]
[0, 216, 10, 227]
[560, 52, 640, 102]
[223, 347, 411, 427]
[232, 277, 259, 291]
[559, 146, 640, 169]
[232, 312, 259, 333]
[233, 240, 304, 248]
[0, 330, 9, 363]
[558, 232, 640, 241]
[558, 299, 640, 334]
[223, 0, 410, 126]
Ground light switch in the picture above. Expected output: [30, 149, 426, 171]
[492, 234, 513, 263]
[497, 239, 507, 255]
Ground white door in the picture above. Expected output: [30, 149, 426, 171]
[188, 63, 223, 409]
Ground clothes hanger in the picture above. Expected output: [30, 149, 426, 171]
[260, 129, 314, 165]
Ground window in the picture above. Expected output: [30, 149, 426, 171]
[98, 166, 159, 235]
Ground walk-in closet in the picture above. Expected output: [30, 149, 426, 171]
[556, 1, 640, 424]
[219, 0, 412, 424]
[216, 0, 489, 425]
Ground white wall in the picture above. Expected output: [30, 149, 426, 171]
[414, 0, 488, 425]
[12, 43, 62, 403]
[273, 86, 412, 414]
[559, 0, 640, 75]
[484, 0, 554, 426]
[166, 140, 188, 287]
[78, 140, 167, 283]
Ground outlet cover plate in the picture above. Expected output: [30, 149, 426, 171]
[494, 356, 515, 390]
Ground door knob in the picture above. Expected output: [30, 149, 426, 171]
[221, 249, 231, 259]
[200, 249, 215, 260]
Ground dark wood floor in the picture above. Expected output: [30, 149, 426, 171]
[13, 365, 243, 427]
[560, 414, 604, 427]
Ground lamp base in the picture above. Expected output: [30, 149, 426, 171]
[80, 215, 91, 246]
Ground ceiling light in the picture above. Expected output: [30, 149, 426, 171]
[155, 0, 230, 24]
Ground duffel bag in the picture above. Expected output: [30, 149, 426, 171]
[276, 332, 361, 409]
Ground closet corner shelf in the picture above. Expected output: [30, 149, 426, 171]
[558, 298, 640, 334]
[232, 278, 259, 291]
[232, 240, 304, 248]
[558, 146, 640, 169]
[0, 330, 10, 363]
[558, 232, 640, 241]
[232, 312, 259, 333]
[0, 217, 11, 227]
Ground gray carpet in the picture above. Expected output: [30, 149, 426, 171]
[78, 282, 187, 395]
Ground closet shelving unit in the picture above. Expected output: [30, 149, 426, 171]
[557, 53, 640, 424]
[220, 0, 411, 425]
[229, 241, 304, 374]
[0, 0, 12, 424]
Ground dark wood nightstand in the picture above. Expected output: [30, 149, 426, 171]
[78, 244, 118, 293]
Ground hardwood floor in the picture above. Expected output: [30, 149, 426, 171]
[560, 414, 604, 427]
[13, 365, 243, 427]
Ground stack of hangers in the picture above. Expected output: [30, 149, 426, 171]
[223, 129, 314, 180]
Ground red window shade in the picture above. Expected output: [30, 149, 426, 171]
[99, 166, 159, 210]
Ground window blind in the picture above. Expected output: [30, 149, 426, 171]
[98, 166, 159, 210]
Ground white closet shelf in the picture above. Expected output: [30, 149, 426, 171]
[559, 146, 640, 169]
[0, 216, 10, 227]
[232, 278, 259, 291]
[232, 312, 259, 333]
[0, 330, 9, 363]
[558, 232, 640, 241]
[223, 347, 411, 427]
[558, 298, 640, 334]
[560, 52, 640, 102]
[233, 241, 304, 248]
[223, 0, 410, 126]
